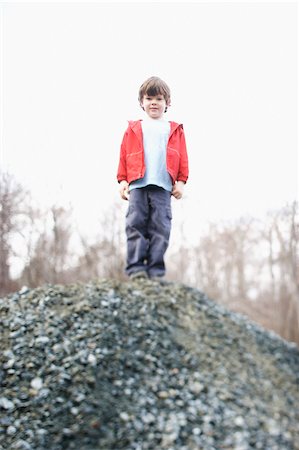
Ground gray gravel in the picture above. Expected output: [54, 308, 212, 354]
[1, 278, 298, 450]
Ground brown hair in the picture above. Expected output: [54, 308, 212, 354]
[138, 76, 171, 106]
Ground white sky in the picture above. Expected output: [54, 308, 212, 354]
[0, 1, 298, 241]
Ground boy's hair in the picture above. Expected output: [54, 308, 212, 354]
[138, 76, 171, 106]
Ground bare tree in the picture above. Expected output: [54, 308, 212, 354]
[74, 202, 126, 281]
[50, 205, 73, 283]
[21, 204, 74, 286]
[266, 202, 299, 342]
[0, 172, 30, 294]
[190, 218, 255, 305]
[166, 207, 192, 283]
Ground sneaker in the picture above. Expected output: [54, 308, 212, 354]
[129, 271, 148, 280]
[150, 276, 170, 286]
[150, 275, 165, 282]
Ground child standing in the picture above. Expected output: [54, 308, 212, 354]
[117, 76, 189, 280]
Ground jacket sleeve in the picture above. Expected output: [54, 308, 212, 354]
[177, 126, 189, 183]
[117, 129, 128, 183]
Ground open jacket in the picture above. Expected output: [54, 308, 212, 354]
[117, 120, 189, 185]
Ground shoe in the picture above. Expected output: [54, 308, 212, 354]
[150, 275, 165, 282]
[129, 271, 148, 280]
[150, 276, 170, 286]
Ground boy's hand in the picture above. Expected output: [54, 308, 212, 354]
[119, 180, 130, 200]
[172, 181, 185, 199]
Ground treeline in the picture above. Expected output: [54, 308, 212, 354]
[167, 203, 298, 344]
[0, 172, 126, 293]
[1, 171, 298, 344]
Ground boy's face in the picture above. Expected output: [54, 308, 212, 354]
[141, 93, 169, 119]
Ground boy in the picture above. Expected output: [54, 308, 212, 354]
[117, 76, 189, 280]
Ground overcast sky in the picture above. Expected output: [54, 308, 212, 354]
[0, 1, 297, 240]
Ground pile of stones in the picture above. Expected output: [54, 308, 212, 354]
[1, 278, 299, 450]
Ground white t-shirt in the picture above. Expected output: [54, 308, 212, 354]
[130, 117, 172, 192]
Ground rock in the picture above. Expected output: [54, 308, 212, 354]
[0, 397, 14, 411]
[30, 377, 43, 391]
[0, 278, 298, 449]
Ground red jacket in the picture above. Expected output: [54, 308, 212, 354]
[117, 120, 189, 185]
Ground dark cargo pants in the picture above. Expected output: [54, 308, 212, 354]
[125, 186, 172, 278]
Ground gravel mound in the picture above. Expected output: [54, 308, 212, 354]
[1, 278, 299, 450]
